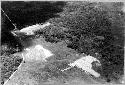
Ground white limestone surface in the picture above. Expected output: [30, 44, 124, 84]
[20, 22, 51, 35]
[23, 44, 54, 62]
[62, 55, 101, 78]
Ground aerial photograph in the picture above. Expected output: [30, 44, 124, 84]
[1, 1, 125, 85]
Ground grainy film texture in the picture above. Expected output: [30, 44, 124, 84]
[1, 1, 124, 85]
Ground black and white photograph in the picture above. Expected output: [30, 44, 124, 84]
[1, 1, 125, 85]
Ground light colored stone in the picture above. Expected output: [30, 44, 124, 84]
[19, 22, 51, 35]
[62, 55, 101, 77]
[23, 44, 54, 62]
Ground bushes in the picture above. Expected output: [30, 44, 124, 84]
[41, 2, 124, 82]
[1, 45, 23, 84]
[1, 2, 124, 83]
[46, 2, 111, 54]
